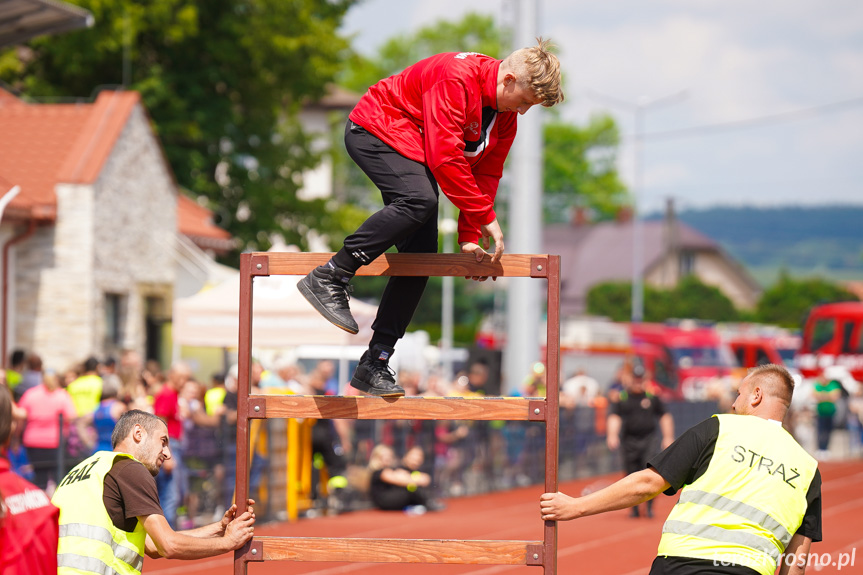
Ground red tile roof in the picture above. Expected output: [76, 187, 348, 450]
[177, 193, 234, 253]
[0, 88, 233, 251]
[0, 87, 138, 220]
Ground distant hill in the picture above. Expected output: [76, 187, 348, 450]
[647, 205, 863, 285]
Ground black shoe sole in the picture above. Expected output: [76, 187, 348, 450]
[350, 377, 405, 397]
[297, 276, 359, 334]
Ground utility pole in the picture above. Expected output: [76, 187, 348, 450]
[440, 200, 456, 383]
[505, 0, 542, 394]
[587, 89, 687, 322]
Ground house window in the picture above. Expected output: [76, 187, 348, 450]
[679, 251, 695, 276]
[105, 293, 125, 347]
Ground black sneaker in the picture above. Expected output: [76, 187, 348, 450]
[298, 264, 358, 334]
[350, 345, 405, 397]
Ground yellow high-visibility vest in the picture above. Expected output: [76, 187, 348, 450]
[657, 414, 817, 575]
[205, 386, 227, 416]
[68, 374, 103, 416]
[52, 451, 147, 575]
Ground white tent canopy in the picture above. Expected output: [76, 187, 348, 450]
[173, 271, 377, 350]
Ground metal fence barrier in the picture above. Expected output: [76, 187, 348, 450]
[31, 400, 718, 523]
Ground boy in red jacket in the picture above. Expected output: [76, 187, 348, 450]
[299, 38, 564, 396]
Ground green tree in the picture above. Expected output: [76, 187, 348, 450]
[756, 272, 856, 328]
[0, 0, 359, 257]
[668, 276, 738, 322]
[587, 277, 738, 323]
[543, 115, 629, 222]
[586, 281, 633, 321]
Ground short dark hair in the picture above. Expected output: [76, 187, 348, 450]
[0, 384, 12, 446]
[10, 349, 25, 366]
[747, 363, 795, 406]
[84, 356, 100, 373]
[111, 409, 166, 448]
[26, 353, 43, 371]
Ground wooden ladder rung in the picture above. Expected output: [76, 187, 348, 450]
[249, 537, 545, 565]
[251, 252, 549, 278]
[248, 395, 547, 421]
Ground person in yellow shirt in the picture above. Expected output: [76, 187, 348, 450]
[67, 357, 103, 416]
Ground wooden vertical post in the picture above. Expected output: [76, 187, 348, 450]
[544, 255, 561, 575]
[233, 253, 254, 575]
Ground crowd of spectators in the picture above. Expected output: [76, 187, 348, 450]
[3, 349, 242, 529]
[2, 348, 861, 525]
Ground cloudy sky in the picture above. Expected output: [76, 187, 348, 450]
[341, 0, 863, 213]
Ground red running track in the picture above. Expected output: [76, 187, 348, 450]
[147, 459, 863, 575]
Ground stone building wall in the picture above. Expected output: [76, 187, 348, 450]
[92, 105, 177, 360]
[14, 184, 96, 370]
[12, 104, 177, 370]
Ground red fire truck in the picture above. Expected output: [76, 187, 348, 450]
[795, 302, 863, 380]
[629, 321, 739, 400]
[555, 319, 737, 401]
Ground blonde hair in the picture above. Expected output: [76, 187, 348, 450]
[747, 363, 795, 407]
[502, 37, 564, 107]
[368, 444, 395, 471]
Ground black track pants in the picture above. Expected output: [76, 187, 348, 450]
[343, 120, 440, 343]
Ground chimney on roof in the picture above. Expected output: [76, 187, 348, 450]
[663, 197, 680, 284]
[571, 206, 590, 227]
[616, 206, 634, 223]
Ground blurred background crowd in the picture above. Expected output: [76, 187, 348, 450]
[4, 345, 861, 526]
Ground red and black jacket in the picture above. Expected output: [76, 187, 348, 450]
[349, 52, 517, 244]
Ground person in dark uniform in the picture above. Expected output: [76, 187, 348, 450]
[606, 364, 675, 518]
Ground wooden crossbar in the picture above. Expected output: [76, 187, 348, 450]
[250, 252, 549, 278]
[234, 252, 561, 575]
[247, 395, 547, 421]
[245, 537, 545, 565]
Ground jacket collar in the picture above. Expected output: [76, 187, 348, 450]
[481, 58, 502, 110]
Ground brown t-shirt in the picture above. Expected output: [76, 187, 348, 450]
[102, 458, 164, 532]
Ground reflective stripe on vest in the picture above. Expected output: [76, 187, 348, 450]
[657, 414, 817, 575]
[52, 451, 147, 575]
[675, 490, 792, 548]
[59, 523, 145, 572]
[662, 520, 782, 564]
[58, 553, 121, 575]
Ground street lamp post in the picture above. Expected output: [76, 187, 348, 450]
[440, 200, 457, 383]
[587, 89, 687, 322]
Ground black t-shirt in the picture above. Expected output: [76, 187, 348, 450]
[103, 458, 164, 532]
[369, 467, 404, 504]
[647, 417, 822, 575]
[611, 391, 666, 438]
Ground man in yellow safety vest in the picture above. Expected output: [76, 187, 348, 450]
[52, 410, 255, 574]
[541, 364, 822, 575]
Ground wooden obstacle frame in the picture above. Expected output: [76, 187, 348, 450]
[233, 252, 561, 575]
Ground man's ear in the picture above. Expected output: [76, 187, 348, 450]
[750, 386, 763, 407]
[132, 423, 145, 443]
[503, 73, 517, 87]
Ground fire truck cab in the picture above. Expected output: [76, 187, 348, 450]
[795, 302, 863, 380]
